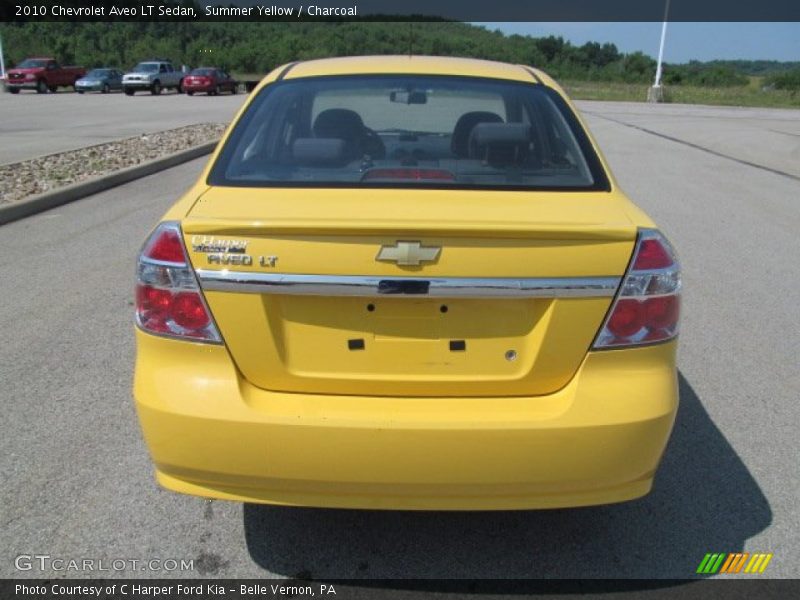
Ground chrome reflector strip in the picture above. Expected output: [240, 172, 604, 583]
[196, 270, 620, 298]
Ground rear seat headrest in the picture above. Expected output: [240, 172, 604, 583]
[468, 122, 532, 166]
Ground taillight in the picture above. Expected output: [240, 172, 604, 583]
[135, 221, 221, 343]
[593, 229, 681, 349]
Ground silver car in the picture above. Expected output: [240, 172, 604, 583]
[76, 68, 124, 94]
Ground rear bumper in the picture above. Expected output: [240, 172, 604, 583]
[184, 83, 213, 92]
[133, 331, 678, 510]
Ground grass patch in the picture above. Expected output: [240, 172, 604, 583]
[562, 79, 800, 108]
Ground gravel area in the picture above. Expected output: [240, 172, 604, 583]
[0, 123, 227, 205]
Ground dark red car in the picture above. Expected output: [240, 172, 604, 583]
[183, 68, 238, 96]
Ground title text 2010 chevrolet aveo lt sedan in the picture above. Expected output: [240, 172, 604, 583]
[133, 56, 681, 510]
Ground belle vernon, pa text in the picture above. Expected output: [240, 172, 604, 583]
[16, 583, 338, 597]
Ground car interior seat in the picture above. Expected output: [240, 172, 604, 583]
[312, 108, 385, 161]
[451, 111, 504, 158]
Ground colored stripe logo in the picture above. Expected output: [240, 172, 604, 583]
[697, 552, 773, 574]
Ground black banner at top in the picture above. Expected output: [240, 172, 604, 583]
[1, 0, 799, 22]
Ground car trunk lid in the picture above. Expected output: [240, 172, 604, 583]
[183, 187, 637, 397]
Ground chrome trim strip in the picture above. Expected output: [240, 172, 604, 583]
[196, 270, 620, 298]
[139, 257, 187, 268]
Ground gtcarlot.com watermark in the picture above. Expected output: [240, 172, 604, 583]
[14, 554, 194, 573]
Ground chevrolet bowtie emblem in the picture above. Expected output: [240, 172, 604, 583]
[376, 241, 441, 266]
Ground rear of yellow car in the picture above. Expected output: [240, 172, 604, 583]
[133, 56, 680, 510]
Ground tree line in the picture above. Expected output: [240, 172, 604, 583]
[1, 21, 798, 89]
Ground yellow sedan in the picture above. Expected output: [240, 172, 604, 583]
[133, 55, 680, 510]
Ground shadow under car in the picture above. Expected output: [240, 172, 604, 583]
[242, 372, 771, 581]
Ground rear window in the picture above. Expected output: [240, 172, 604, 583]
[191, 68, 216, 76]
[17, 59, 49, 68]
[133, 63, 159, 72]
[209, 75, 609, 191]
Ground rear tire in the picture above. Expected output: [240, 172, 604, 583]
[77, 90, 84, 94]
[213, 85, 221, 96]
[36, 79, 48, 94]
[102, 83, 110, 94]
[177, 79, 184, 94]
[187, 90, 194, 96]
[48, 85, 57, 93]
[231, 84, 237, 95]
[8, 87, 19, 94]
[150, 80, 161, 96]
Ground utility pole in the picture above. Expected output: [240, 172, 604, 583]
[0, 34, 6, 84]
[648, 0, 671, 102]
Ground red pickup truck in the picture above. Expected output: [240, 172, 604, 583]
[5, 57, 86, 94]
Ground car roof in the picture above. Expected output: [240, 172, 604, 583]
[284, 55, 540, 84]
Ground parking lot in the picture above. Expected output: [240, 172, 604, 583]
[0, 95, 798, 579]
[0, 89, 244, 165]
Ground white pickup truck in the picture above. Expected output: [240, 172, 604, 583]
[123, 60, 184, 96]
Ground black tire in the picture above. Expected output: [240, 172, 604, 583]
[8, 87, 19, 94]
[177, 79, 184, 94]
[36, 79, 48, 94]
[77, 90, 84, 94]
[212, 85, 220, 96]
[48, 85, 57, 93]
[231, 84, 237, 95]
[102, 83, 110, 94]
[124, 87, 134, 96]
[187, 90, 194, 96]
[151, 80, 161, 96]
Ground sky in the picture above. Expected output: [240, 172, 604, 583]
[477, 23, 800, 63]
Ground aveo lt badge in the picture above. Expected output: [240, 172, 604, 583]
[190, 236, 277, 267]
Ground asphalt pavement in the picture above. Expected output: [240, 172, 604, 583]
[0, 101, 798, 580]
[0, 88, 245, 165]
